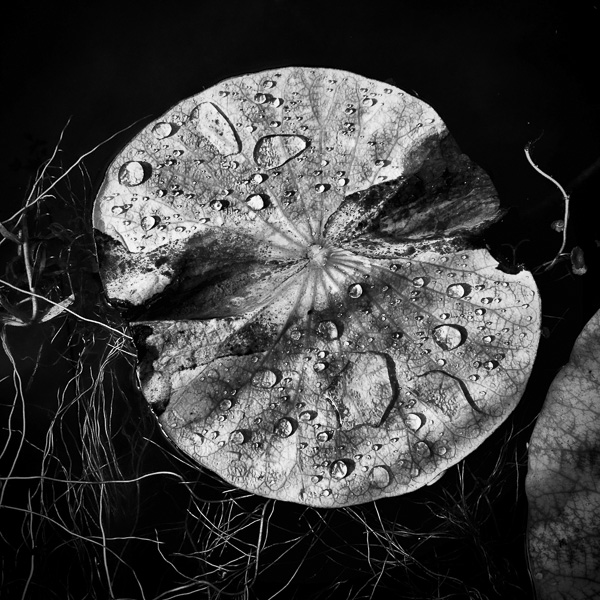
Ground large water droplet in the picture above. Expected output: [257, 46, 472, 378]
[446, 283, 469, 299]
[414, 441, 431, 458]
[118, 161, 149, 186]
[254, 134, 308, 169]
[348, 283, 363, 299]
[274, 417, 295, 438]
[230, 430, 248, 445]
[405, 413, 425, 432]
[151, 122, 174, 139]
[317, 320, 339, 340]
[369, 465, 392, 489]
[191, 102, 241, 156]
[246, 194, 266, 210]
[251, 173, 267, 184]
[141, 215, 159, 231]
[432, 324, 465, 351]
[330, 459, 350, 480]
[252, 368, 277, 388]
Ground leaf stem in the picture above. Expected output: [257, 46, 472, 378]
[524, 142, 570, 272]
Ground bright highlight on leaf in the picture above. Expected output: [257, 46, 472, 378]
[526, 309, 600, 600]
[93, 67, 541, 507]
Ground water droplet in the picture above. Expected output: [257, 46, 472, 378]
[475, 308, 486, 316]
[435, 441, 450, 456]
[437, 358, 446, 366]
[374, 159, 386, 167]
[141, 215, 159, 231]
[432, 325, 465, 351]
[446, 283, 469, 299]
[254, 93, 268, 104]
[111, 205, 128, 215]
[414, 441, 431, 458]
[251, 173, 267, 184]
[254, 134, 308, 169]
[263, 79, 276, 89]
[252, 368, 277, 388]
[336, 177, 349, 187]
[344, 107, 356, 115]
[314, 183, 328, 193]
[317, 320, 339, 340]
[299, 410, 317, 421]
[191, 102, 241, 155]
[151, 122, 174, 139]
[270, 97, 283, 108]
[369, 465, 391, 488]
[230, 430, 248, 445]
[329, 459, 350, 480]
[469, 374, 480, 381]
[348, 283, 363, 298]
[311, 475, 322, 483]
[274, 417, 295, 438]
[482, 335, 495, 344]
[483, 360, 498, 370]
[246, 194, 266, 210]
[481, 297, 493, 305]
[405, 413, 425, 432]
[316, 430, 332, 442]
[118, 161, 148, 186]
[313, 361, 328, 372]
[175, 226, 186, 233]
[219, 398, 233, 411]
[362, 98, 377, 107]
[321, 489, 331, 497]
[210, 199, 228, 211]
[412, 277, 427, 288]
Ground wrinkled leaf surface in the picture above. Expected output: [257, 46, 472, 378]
[526, 310, 600, 599]
[93, 68, 541, 507]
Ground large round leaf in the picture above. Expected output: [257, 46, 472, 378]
[526, 309, 600, 599]
[93, 67, 541, 507]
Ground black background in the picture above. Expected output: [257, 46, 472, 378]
[2, 1, 599, 599]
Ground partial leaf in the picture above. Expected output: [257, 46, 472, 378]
[526, 310, 600, 600]
[94, 68, 541, 507]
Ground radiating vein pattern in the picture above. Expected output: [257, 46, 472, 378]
[94, 67, 540, 506]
